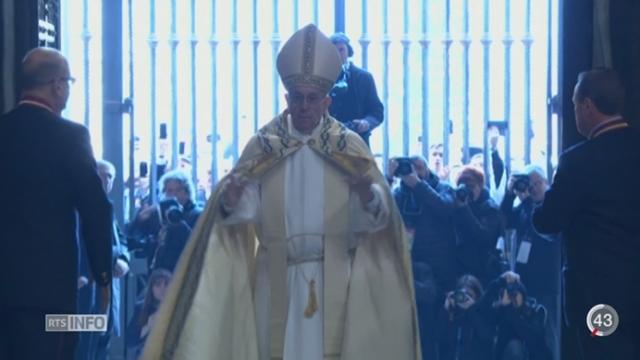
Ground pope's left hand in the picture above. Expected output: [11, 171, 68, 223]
[349, 175, 374, 205]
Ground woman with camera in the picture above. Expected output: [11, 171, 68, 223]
[452, 166, 506, 286]
[436, 274, 494, 360]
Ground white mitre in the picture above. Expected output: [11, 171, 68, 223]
[276, 24, 342, 95]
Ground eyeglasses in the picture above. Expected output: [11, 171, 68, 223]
[47, 76, 76, 86]
[289, 93, 324, 106]
[58, 76, 76, 85]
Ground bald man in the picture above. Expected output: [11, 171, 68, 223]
[534, 68, 640, 359]
[0, 48, 113, 360]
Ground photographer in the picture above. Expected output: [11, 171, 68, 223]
[501, 166, 560, 360]
[437, 274, 494, 360]
[387, 155, 457, 359]
[452, 166, 505, 286]
[484, 271, 552, 360]
[127, 170, 202, 272]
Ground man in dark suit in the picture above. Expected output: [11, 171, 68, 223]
[0, 47, 112, 360]
[76, 160, 130, 360]
[92, 159, 130, 360]
[329, 32, 384, 147]
[533, 68, 640, 360]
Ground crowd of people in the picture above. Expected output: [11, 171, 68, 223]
[387, 152, 560, 360]
[2, 23, 638, 360]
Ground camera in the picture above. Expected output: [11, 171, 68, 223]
[453, 289, 472, 306]
[394, 157, 414, 177]
[455, 184, 472, 202]
[513, 174, 530, 193]
[159, 198, 184, 225]
[126, 234, 151, 253]
[503, 281, 525, 299]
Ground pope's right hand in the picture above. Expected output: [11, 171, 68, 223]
[222, 174, 247, 209]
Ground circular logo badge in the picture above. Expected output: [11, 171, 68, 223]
[586, 304, 619, 337]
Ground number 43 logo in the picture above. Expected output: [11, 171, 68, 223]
[586, 304, 619, 337]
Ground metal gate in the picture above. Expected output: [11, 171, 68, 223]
[61, 0, 559, 222]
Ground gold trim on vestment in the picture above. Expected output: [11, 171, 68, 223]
[140, 112, 421, 360]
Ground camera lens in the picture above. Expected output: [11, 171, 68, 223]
[166, 206, 183, 224]
[456, 184, 471, 201]
[513, 175, 530, 192]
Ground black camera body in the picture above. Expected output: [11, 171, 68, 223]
[159, 198, 184, 225]
[453, 289, 472, 306]
[513, 174, 530, 193]
[455, 184, 472, 202]
[394, 157, 414, 177]
[502, 281, 526, 300]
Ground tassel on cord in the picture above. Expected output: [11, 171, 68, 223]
[304, 279, 318, 318]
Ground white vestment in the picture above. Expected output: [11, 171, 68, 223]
[223, 120, 389, 360]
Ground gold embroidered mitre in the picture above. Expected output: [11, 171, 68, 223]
[276, 24, 342, 95]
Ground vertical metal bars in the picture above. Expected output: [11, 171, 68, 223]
[189, 0, 198, 184]
[359, 0, 369, 70]
[293, 0, 299, 30]
[170, 0, 179, 168]
[81, 0, 90, 128]
[546, 0, 554, 178]
[381, 0, 390, 166]
[461, 0, 471, 164]
[481, 0, 491, 184]
[209, 0, 219, 184]
[252, 0, 260, 132]
[335, 0, 345, 32]
[523, 0, 533, 164]
[148, 0, 158, 203]
[126, 0, 135, 221]
[442, 0, 452, 165]
[271, 0, 281, 116]
[231, 0, 239, 162]
[503, 0, 513, 174]
[401, 0, 410, 156]
[65, 0, 562, 209]
[420, 0, 430, 157]
[313, 0, 319, 25]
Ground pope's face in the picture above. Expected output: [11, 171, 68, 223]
[286, 85, 331, 134]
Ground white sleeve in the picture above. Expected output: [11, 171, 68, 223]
[349, 183, 390, 233]
[219, 183, 260, 225]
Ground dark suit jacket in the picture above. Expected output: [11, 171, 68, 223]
[0, 104, 112, 313]
[329, 63, 384, 145]
[533, 126, 640, 327]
